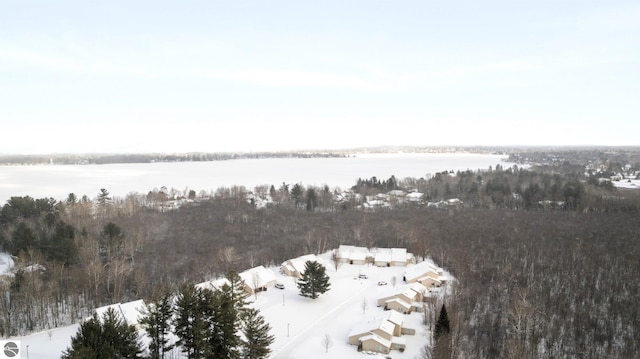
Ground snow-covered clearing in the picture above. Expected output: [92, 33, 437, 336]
[12, 252, 452, 359]
[613, 178, 640, 189]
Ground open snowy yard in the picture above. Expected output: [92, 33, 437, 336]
[13, 253, 449, 359]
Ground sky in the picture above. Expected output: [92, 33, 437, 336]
[1, 0, 639, 154]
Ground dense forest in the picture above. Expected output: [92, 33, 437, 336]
[0, 151, 639, 358]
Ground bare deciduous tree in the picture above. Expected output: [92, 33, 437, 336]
[321, 333, 333, 353]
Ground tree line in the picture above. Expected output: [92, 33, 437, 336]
[63, 270, 273, 358]
[0, 159, 639, 357]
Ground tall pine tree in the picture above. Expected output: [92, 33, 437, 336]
[297, 261, 331, 299]
[434, 303, 451, 339]
[174, 285, 210, 359]
[240, 308, 274, 359]
[209, 282, 241, 359]
[62, 307, 142, 359]
[139, 287, 174, 359]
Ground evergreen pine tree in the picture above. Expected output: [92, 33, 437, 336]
[297, 261, 331, 299]
[139, 287, 174, 359]
[209, 284, 241, 359]
[174, 285, 210, 359]
[62, 308, 142, 359]
[434, 303, 451, 339]
[226, 270, 249, 313]
[240, 308, 275, 359]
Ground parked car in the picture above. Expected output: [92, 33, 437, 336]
[358, 274, 368, 279]
[275, 282, 285, 289]
[377, 281, 387, 286]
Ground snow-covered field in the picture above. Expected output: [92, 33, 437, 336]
[613, 178, 640, 189]
[12, 253, 452, 359]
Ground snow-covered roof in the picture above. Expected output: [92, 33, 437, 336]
[286, 254, 321, 275]
[386, 310, 404, 327]
[387, 190, 405, 196]
[348, 321, 378, 338]
[119, 300, 145, 325]
[385, 297, 412, 310]
[372, 248, 408, 263]
[364, 200, 389, 208]
[390, 248, 407, 262]
[400, 288, 419, 301]
[417, 274, 442, 285]
[404, 260, 441, 282]
[239, 265, 277, 289]
[337, 245, 368, 261]
[195, 277, 230, 291]
[374, 248, 392, 263]
[94, 300, 146, 326]
[377, 320, 395, 336]
[408, 282, 428, 295]
[360, 333, 391, 348]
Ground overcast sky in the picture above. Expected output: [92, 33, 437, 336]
[1, 1, 638, 154]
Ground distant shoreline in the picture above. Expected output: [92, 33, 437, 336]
[1, 145, 637, 166]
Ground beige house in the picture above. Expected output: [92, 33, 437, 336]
[360, 334, 391, 354]
[373, 248, 410, 267]
[377, 281, 431, 314]
[280, 254, 319, 278]
[349, 311, 414, 354]
[417, 272, 442, 287]
[408, 282, 428, 300]
[384, 297, 412, 314]
[404, 260, 443, 286]
[239, 265, 277, 295]
[338, 245, 413, 266]
[336, 245, 368, 265]
[385, 310, 405, 336]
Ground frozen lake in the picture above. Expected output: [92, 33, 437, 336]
[0, 153, 512, 203]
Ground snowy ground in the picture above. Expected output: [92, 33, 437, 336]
[0, 252, 14, 275]
[12, 253, 451, 359]
[613, 178, 640, 189]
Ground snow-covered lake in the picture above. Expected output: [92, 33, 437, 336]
[0, 153, 512, 204]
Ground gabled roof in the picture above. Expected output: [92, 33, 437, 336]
[386, 310, 404, 327]
[348, 321, 378, 338]
[374, 248, 392, 262]
[95, 300, 146, 326]
[239, 265, 277, 289]
[360, 333, 391, 348]
[286, 254, 320, 274]
[372, 247, 408, 263]
[390, 248, 407, 262]
[385, 297, 412, 310]
[337, 245, 367, 261]
[377, 320, 395, 336]
[409, 282, 428, 295]
[195, 278, 230, 291]
[404, 260, 442, 282]
[400, 287, 419, 302]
